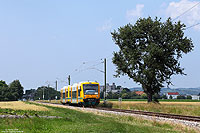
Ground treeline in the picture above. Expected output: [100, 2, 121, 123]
[105, 89, 166, 100]
[34, 86, 60, 100]
[0, 80, 23, 101]
[101, 89, 195, 100]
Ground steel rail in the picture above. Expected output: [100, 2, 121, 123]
[95, 107, 200, 122]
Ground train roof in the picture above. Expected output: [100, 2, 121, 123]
[61, 81, 99, 89]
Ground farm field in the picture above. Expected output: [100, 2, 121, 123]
[0, 101, 197, 133]
[107, 99, 200, 102]
[106, 101, 200, 116]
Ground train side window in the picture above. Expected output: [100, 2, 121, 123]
[63, 93, 65, 98]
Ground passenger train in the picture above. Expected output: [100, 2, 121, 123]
[60, 81, 100, 106]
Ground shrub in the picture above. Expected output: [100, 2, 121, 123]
[98, 101, 113, 108]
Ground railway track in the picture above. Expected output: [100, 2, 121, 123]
[37, 102, 200, 122]
[94, 107, 200, 122]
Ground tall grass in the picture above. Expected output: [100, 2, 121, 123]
[0, 102, 197, 133]
[0, 101, 48, 111]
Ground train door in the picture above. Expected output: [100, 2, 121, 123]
[70, 86, 72, 103]
[65, 88, 67, 103]
[78, 85, 81, 103]
[66, 86, 69, 103]
[72, 86, 77, 103]
[63, 89, 65, 103]
[60, 89, 63, 102]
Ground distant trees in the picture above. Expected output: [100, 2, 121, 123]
[34, 86, 60, 100]
[111, 17, 194, 102]
[177, 95, 192, 99]
[0, 80, 24, 101]
[177, 95, 186, 99]
[106, 89, 149, 99]
[161, 95, 167, 99]
[186, 95, 192, 99]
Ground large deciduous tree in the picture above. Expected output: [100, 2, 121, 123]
[9, 80, 24, 100]
[111, 17, 193, 102]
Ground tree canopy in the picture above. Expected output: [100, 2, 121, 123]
[0, 80, 24, 101]
[111, 17, 194, 102]
[34, 86, 60, 100]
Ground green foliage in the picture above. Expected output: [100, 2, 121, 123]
[177, 95, 186, 99]
[111, 17, 193, 102]
[9, 80, 24, 100]
[98, 101, 113, 108]
[0, 80, 8, 87]
[0, 80, 24, 101]
[106, 91, 150, 99]
[34, 86, 60, 100]
[186, 95, 192, 99]
[161, 95, 167, 99]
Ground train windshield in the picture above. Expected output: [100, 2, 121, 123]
[83, 84, 98, 95]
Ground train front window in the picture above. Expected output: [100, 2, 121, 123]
[83, 84, 98, 95]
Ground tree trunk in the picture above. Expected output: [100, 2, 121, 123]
[147, 92, 153, 103]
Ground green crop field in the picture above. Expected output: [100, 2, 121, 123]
[0, 101, 197, 133]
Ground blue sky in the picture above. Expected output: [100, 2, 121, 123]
[0, 0, 200, 90]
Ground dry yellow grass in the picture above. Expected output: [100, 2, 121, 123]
[109, 101, 200, 105]
[108, 101, 200, 116]
[0, 101, 48, 111]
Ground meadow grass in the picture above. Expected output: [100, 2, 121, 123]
[0, 101, 50, 116]
[0, 101, 48, 111]
[0, 101, 197, 133]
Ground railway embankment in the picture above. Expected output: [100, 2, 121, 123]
[37, 101, 200, 132]
[1, 101, 196, 132]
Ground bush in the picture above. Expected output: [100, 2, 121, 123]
[177, 95, 186, 99]
[186, 95, 192, 99]
[98, 101, 113, 108]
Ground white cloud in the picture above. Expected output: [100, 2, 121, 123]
[126, 4, 144, 22]
[97, 18, 112, 32]
[166, 0, 200, 30]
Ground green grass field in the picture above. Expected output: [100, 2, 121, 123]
[0, 101, 197, 133]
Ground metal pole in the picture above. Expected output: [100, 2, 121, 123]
[48, 84, 49, 101]
[104, 58, 106, 101]
[43, 87, 44, 100]
[68, 75, 70, 85]
[55, 80, 58, 91]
